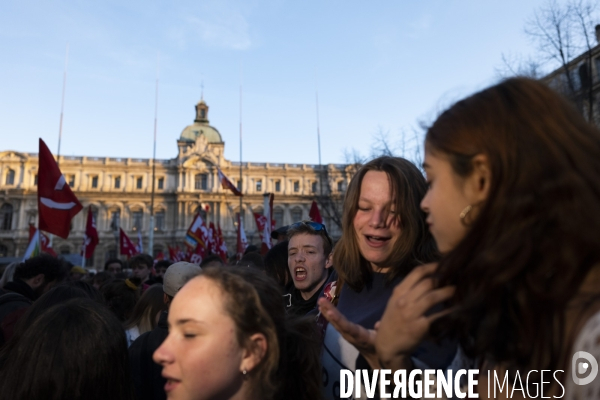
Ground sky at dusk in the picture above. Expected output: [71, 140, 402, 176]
[0, 0, 576, 165]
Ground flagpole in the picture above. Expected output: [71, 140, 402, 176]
[82, 239, 86, 268]
[57, 43, 69, 169]
[239, 63, 243, 243]
[47, 43, 69, 253]
[238, 62, 244, 260]
[148, 52, 159, 256]
[315, 70, 324, 196]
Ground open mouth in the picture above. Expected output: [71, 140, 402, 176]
[164, 378, 181, 392]
[365, 235, 391, 246]
[294, 267, 307, 281]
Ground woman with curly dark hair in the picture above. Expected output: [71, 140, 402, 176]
[376, 78, 600, 398]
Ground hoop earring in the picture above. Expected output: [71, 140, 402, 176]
[459, 205, 472, 220]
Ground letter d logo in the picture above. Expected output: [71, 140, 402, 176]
[572, 351, 598, 385]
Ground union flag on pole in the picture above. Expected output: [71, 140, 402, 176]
[185, 213, 208, 249]
[217, 167, 242, 196]
[38, 138, 82, 238]
[82, 207, 99, 258]
[120, 228, 139, 257]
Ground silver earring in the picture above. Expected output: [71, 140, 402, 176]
[459, 205, 472, 220]
[242, 369, 247, 375]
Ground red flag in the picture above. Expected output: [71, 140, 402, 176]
[37, 138, 82, 239]
[309, 200, 323, 224]
[29, 224, 56, 257]
[217, 167, 242, 196]
[168, 245, 181, 262]
[39, 231, 57, 257]
[216, 223, 228, 262]
[189, 243, 206, 265]
[236, 214, 248, 260]
[119, 228, 139, 257]
[153, 252, 164, 266]
[82, 207, 99, 258]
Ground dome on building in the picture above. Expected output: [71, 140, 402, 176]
[179, 99, 223, 143]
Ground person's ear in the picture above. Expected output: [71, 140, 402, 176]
[465, 154, 491, 204]
[325, 252, 333, 269]
[240, 333, 268, 374]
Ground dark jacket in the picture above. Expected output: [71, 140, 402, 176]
[129, 310, 169, 400]
[284, 269, 333, 317]
[0, 279, 35, 345]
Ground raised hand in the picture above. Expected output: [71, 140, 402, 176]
[375, 263, 455, 370]
[317, 297, 380, 369]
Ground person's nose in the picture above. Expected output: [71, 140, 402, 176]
[153, 333, 175, 366]
[295, 251, 306, 263]
[368, 208, 386, 228]
[421, 191, 430, 214]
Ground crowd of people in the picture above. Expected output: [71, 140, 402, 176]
[0, 77, 599, 399]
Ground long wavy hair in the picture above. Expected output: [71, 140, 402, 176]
[428, 78, 600, 372]
[200, 267, 323, 400]
[334, 156, 439, 292]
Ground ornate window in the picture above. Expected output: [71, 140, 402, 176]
[115, 176, 121, 189]
[274, 180, 281, 192]
[109, 209, 121, 231]
[136, 177, 143, 189]
[131, 209, 143, 231]
[158, 177, 164, 190]
[5, 169, 15, 185]
[0, 204, 13, 231]
[91, 176, 99, 189]
[255, 179, 262, 192]
[155, 210, 165, 231]
[291, 207, 303, 223]
[311, 181, 318, 193]
[273, 208, 284, 228]
[337, 181, 344, 192]
[195, 174, 208, 190]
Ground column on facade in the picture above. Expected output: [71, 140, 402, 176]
[18, 163, 24, 189]
[16, 200, 24, 231]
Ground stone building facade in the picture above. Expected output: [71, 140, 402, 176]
[0, 99, 351, 269]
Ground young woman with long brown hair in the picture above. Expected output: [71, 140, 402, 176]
[153, 266, 323, 400]
[376, 78, 600, 399]
[318, 156, 457, 399]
